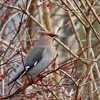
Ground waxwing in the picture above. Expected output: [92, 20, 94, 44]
[8, 32, 56, 85]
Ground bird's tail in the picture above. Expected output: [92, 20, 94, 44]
[8, 64, 24, 85]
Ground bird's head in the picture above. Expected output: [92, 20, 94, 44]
[47, 32, 57, 38]
[38, 31, 57, 38]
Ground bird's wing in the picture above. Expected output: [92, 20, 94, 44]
[8, 47, 45, 85]
[19, 47, 45, 78]
[24, 47, 45, 68]
[28, 50, 54, 77]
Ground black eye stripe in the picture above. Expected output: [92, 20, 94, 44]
[48, 34, 57, 37]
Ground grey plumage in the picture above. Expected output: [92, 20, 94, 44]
[8, 34, 55, 85]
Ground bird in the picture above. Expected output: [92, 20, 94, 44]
[8, 32, 56, 85]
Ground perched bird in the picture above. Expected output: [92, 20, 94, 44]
[8, 32, 56, 85]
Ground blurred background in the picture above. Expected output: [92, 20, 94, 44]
[0, 0, 100, 100]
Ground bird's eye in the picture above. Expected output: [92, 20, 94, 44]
[48, 34, 57, 37]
